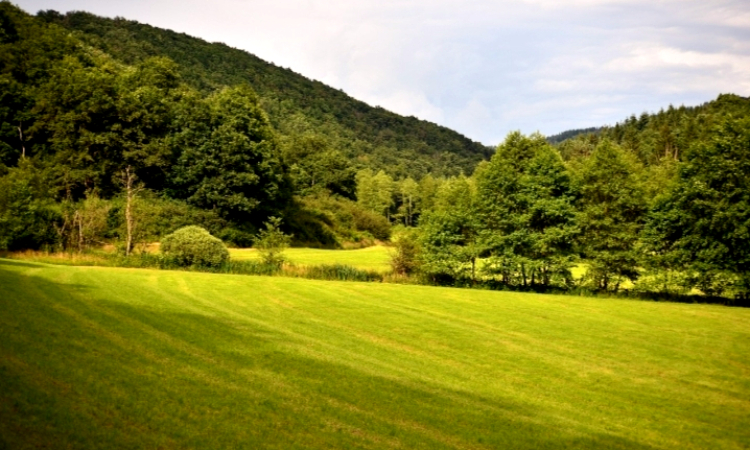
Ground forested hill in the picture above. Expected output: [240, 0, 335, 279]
[553, 94, 750, 165]
[546, 127, 601, 144]
[39, 10, 492, 178]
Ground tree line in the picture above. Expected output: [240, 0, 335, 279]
[376, 121, 749, 301]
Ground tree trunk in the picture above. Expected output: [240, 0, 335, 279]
[18, 122, 25, 159]
[123, 166, 138, 256]
[76, 211, 83, 253]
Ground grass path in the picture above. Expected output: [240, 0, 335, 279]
[229, 245, 392, 272]
[1, 259, 749, 449]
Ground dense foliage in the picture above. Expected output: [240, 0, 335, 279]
[414, 116, 750, 300]
[40, 9, 492, 180]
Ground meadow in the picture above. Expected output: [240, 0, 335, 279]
[230, 245, 392, 273]
[1, 258, 749, 449]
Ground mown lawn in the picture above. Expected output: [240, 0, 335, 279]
[230, 245, 392, 273]
[1, 259, 749, 449]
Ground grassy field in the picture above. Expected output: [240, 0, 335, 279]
[1, 259, 749, 449]
[230, 245, 392, 273]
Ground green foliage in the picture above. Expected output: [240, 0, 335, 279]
[285, 195, 390, 247]
[642, 117, 750, 297]
[27, 52, 183, 198]
[476, 132, 578, 288]
[254, 217, 292, 268]
[110, 192, 232, 251]
[283, 134, 356, 199]
[394, 177, 420, 226]
[389, 229, 421, 275]
[356, 169, 395, 219]
[0, 160, 59, 250]
[557, 94, 750, 168]
[168, 85, 291, 225]
[57, 194, 112, 253]
[547, 127, 601, 145]
[160, 225, 229, 268]
[42, 9, 491, 179]
[575, 140, 646, 291]
[419, 210, 484, 283]
[299, 264, 383, 282]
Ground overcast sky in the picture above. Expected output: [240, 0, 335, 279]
[14, 0, 750, 145]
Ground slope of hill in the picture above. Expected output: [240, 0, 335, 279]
[2, 259, 749, 449]
[546, 127, 601, 144]
[39, 10, 492, 179]
[554, 94, 750, 164]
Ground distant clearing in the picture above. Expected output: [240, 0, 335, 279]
[230, 245, 392, 273]
[1, 259, 749, 449]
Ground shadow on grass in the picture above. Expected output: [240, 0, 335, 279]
[0, 257, 55, 269]
[0, 260, 658, 450]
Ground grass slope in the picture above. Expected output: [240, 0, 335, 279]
[229, 246, 392, 273]
[1, 259, 749, 449]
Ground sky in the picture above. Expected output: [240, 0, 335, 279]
[13, 0, 750, 145]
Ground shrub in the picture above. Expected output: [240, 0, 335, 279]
[160, 226, 229, 268]
[301, 264, 383, 282]
[389, 230, 421, 275]
[254, 217, 292, 268]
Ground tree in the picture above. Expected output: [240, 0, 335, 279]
[576, 140, 646, 291]
[169, 86, 291, 226]
[28, 54, 183, 199]
[389, 228, 421, 275]
[283, 134, 356, 199]
[417, 174, 439, 219]
[254, 216, 292, 268]
[356, 169, 394, 219]
[120, 166, 143, 256]
[0, 160, 59, 250]
[373, 170, 395, 220]
[418, 209, 484, 283]
[642, 117, 750, 298]
[396, 177, 419, 226]
[418, 176, 484, 283]
[476, 132, 578, 288]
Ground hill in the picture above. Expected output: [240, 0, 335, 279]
[38, 9, 492, 179]
[2, 259, 749, 449]
[546, 127, 601, 144]
[554, 94, 750, 165]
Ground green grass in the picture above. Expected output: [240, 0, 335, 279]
[230, 245, 392, 273]
[1, 259, 749, 449]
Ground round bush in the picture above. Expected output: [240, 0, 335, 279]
[160, 226, 229, 268]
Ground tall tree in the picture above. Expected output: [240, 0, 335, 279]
[396, 177, 419, 226]
[168, 85, 291, 226]
[283, 134, 356, 199]
[477, 132, 578, 288]
[576, 140, 646, 291]
[642, 117, 750, 298]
